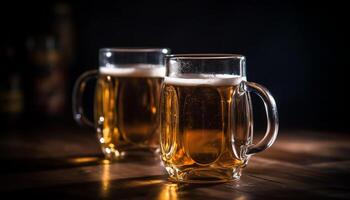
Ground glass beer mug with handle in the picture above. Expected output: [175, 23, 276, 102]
[73, 48, 170, 160]
[160, 54, 278, 183]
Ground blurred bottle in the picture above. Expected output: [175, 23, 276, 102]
[52, 2, 75, 65]
[26, 35, 66, 117]
[0, 45, 24, 121]
[25, 2, 75, 120]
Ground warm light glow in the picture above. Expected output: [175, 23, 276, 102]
[125, 179, 163, 188]
[157, 183, 178, 200]
[151, 106, 157, 114]
[100, 137, 105, 143]
[101, 159, 111, 165]
[274, 138, 346, 156]
[68, 156, 99, 164]
[236, 195, 248, 200]
[101, 161, 110, 197]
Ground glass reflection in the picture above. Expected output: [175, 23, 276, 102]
[101, 159, 111, 197]
[124, 179, 163, 188]
[67, 156, 100, 164]
[158, 183, 178, 200]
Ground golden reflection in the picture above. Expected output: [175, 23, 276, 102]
[101, 159, 111, 165]
[123, 179, 163, 188]
[157, 183, 178, 200]
[151, 106, 157, 114]
[237, 195, 248, 200]
[67, 156, 100, 164]
[101, 159, 111, 197]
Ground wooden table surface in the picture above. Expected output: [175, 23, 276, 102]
[0, 127, 349, 199]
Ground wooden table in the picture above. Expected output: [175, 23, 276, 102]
[0, 128, 349, 199]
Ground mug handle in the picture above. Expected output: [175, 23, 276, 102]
[72, 70, 99, 128]
[244, 81, 279, 155]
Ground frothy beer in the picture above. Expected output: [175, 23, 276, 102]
[95, 64, 164, 157]
[160, 74, 252, 182]
[99, 64, 165, 77]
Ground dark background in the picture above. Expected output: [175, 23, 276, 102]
[1, 0, 348, 132]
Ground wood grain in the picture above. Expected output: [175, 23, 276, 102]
[0, 129, 349, 199]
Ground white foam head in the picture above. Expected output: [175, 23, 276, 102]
[164, 74, 246, 86]
[99, 64, 165, 77]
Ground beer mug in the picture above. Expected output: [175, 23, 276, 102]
[73, 48, 170, 159]
[160, 54, 278, 183]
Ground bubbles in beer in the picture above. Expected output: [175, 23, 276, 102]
[95, 64, 164, 158]
[160, 74, 252, 182]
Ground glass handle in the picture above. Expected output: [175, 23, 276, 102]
[245, 81, 279, 155]
[72, 70, 98, 128]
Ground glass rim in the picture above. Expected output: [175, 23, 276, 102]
[166, 54, 245, 60]
[100, 47, 170, 53]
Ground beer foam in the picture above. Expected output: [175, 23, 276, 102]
[164, 74, 246, 86]
[99, 64, 165, 77]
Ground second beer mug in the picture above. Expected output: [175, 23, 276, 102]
[73, 48, 170, 159]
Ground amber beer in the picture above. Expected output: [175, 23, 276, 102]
[160, 74, 253, 182]
[95, 65, 164, 157]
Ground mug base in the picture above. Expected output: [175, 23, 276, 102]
[165, 166, 242, 183]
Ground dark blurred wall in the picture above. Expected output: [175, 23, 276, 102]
[1, 0, 348, 131]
